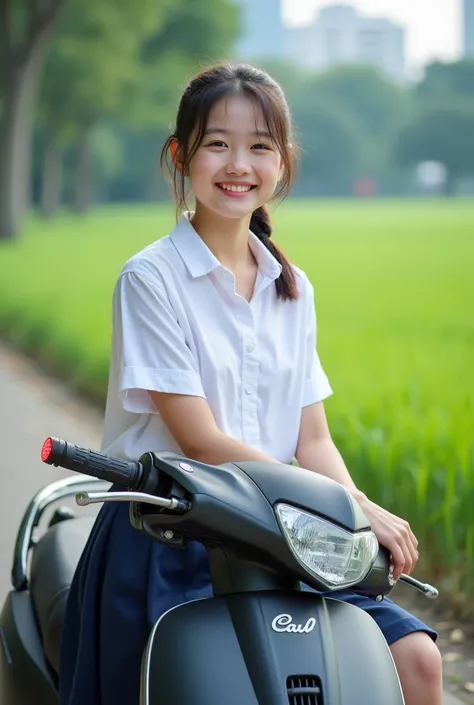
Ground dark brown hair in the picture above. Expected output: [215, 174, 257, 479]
[161, 63, 299, 301]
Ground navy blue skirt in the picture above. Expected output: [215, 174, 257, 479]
[59, 501, 437, 705]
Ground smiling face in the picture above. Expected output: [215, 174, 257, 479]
[186, 93, 285, 222]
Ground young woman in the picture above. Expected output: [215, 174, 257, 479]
[59, 63, 442, 705]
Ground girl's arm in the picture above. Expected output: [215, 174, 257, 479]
[150, 389, 418, 580]
[295, 401, 360, 492]
[149, 391, 277, 465]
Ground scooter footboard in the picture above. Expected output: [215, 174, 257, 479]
[141, 590, 403, 705]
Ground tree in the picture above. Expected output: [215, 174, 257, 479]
[36, 38, 78, 218]
[38, 0, 176, 215]
[129, 0, 238, 130]
[292, 98, 362, 195]
[141, 0, 237, 63]
[306, 64, 409, 138]
[0, 0, 66, 240]
[417, 60, 474, 102]
[393, 103, 474, 194]
[298, 64, 412, 190]
[247, 59, 312, 107]
[37, 0, 238, 214]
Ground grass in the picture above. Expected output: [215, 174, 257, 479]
[1, 198, 473, 609]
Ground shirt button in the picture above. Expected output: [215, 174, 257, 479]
[245, 386, 253, 395]
[246, 343, 255, 353]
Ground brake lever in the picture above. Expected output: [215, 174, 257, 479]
[75, 490, 190, 514]
[396, 573, 439, 599]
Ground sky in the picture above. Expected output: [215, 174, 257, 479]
[282, 0, 463, 69]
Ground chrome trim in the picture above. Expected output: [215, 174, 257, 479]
[140, 598, 206, 705]
[76, 490, 183, 511]
[399, 574, 439, 599]
[11, 475, 110, 591]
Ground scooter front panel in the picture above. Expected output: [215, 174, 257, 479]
[141, 591, 403, 705]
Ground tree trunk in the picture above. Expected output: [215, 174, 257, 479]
[72, 125, 94, 214]
[40, 136, 63, 218]
[0, 3, 64, 240]
[0, 61, 43, 239]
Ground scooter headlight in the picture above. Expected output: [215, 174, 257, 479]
[275, 503, 379, 590]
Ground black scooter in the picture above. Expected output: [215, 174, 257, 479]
[0, 436, 438, 705]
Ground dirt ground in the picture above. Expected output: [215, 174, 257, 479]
[395, 583, 474, 703]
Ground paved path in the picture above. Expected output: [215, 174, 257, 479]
[0, 344, 103, 603]
[0, 344, 463, 705]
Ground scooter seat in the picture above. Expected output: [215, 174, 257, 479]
[30, 515, 95, 674]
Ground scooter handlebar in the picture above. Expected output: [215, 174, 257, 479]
[41, 436, 143, 489]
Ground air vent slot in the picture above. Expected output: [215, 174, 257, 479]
[287, 675, 322, 705]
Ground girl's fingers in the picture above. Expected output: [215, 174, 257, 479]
[388, 541, 406, 581]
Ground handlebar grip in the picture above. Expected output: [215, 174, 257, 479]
[41, 437, 143, 488]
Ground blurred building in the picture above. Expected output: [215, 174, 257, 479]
[464, 0, 474, 57]
[286, 4, 406, 83]
[233, 0, 285, 60]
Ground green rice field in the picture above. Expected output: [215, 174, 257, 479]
[0, 199, 473, 609]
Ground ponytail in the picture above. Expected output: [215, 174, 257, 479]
[250, 206, 298, 301]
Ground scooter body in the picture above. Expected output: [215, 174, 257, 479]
[0, 477, 104, 705]
[0, 578, 400, 705]
[143, 590, 401, 705]
[1, 440, 436, 705]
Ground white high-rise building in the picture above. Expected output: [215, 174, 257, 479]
[286, 4, 406, 83]
[233, 0, 285, 61]
[464, 0, 474, 57]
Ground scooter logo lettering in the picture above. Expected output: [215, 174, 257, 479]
[271, 613, 316, 634]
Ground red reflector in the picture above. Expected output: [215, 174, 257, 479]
[41, 437, 53, 462]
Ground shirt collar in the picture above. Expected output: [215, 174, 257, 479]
[169, 212, 283, 283]
[248, 229, 283, 281]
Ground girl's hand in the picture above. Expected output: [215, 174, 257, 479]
[349, 490, 419, 581]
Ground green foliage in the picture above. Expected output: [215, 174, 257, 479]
[417, 60, 474, 102]
[121, 0, 239, 130]
[34, 0, 239, 208]
[389, 59, 474, 192]
[293, 98, 363, 193]
[296, 65, 412, 185]
[39, 0, 175, 137]
[0, 0, 64, 81]
[32, 17, 474, 204]
[304, 64, 409, 138]
[90, 126, 124, 180]
[394, 101, 474, 184]
[142, 0, 238, 63]
[0, 200, 473, 610]
[38, 0, 238, 137]
[239, 59, 312, 106]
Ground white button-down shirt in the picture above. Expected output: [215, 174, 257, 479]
[102, 213, 332, 463]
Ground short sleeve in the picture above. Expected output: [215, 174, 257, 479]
[113, 270, 205, 414]
[302, 280, 333, 407]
